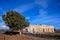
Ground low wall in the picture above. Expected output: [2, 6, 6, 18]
[23, 32, 60, 39]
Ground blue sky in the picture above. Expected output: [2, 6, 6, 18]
[0, 0, 60, 29]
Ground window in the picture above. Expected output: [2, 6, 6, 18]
[51, 28, 53, 32]
[43, 29, 45, 32]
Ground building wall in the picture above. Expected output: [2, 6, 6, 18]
[28, 25, 54, 33]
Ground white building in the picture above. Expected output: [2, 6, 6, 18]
[23, 24, 55, 33]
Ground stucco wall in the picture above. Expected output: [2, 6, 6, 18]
[24, 25, 54, 33]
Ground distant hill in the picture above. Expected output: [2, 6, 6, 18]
[0, 29, 9, 35]
[56, 29, 60, 33]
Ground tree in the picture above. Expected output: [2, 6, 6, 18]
[2, 11, 29, 34]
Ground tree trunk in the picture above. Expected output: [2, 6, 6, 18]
[20, 31, 22, 35]
[19, 30, 23, 35]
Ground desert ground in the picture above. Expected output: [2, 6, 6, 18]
[0, 30, 60, 40]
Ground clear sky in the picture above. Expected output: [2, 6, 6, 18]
[0, 0, 60, 29]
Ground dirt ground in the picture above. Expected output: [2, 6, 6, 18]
[0, 30, 60, 40]
[0, 34, 60, 40]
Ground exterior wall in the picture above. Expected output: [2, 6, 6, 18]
[24, 25, 54, 33]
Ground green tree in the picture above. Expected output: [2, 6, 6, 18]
[2, 11, 29, 34]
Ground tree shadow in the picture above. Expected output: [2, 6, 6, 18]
[3, 31, 20, 35]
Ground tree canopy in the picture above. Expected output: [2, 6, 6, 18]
[2, 11, 29, 31]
